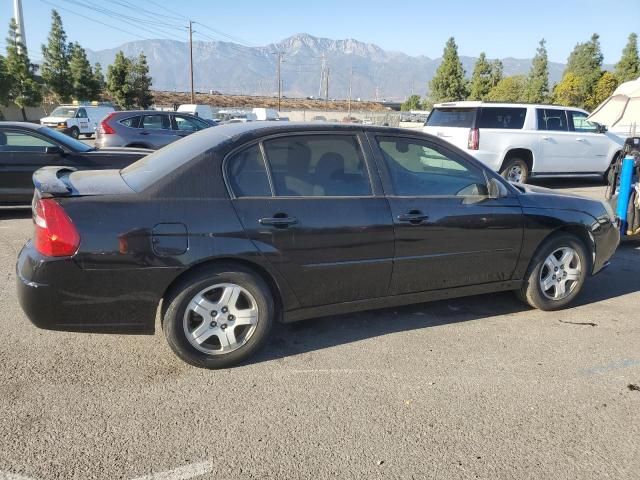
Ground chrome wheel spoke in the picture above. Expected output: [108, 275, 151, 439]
[191, 322, 217, 345]
[555, 280, 567, 298]
[233, 308, 258, 326]
[189, 293, 217, 319]
[558, 249, 573, 266]
[218, 285, 241, 310]
[541, 274, 555, 292]
[565, 268, 580, 281]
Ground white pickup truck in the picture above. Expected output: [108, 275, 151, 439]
[423, 101, 624, 183]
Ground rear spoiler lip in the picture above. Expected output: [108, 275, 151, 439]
[32, 166, 78, 197]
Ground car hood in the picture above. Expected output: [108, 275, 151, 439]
[514, 183, 607, 217]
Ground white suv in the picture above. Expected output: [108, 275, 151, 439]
[423, 101, 624, 183]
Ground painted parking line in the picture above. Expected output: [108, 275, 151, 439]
[131, 461, 214, 480]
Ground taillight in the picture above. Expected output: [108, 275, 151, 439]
[98, 113, 116, 135]
[468, 128, 479, 150]
[33, 198, 80, 257]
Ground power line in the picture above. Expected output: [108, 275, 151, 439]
[145, 0, 189, 21]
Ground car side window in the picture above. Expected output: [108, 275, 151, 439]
[142, 115, 171, 130]
[376, 136, 489, 196]
[568, 111, 598, 133]
[537, 109, 569, 131]
[0, 130, 56, 153]
[119, 116, 141, 128]
[76, 108, 88, 119]
[174, 115, 206, 132]
[226, 144, 272, 198]
[262, 135, 371, 197]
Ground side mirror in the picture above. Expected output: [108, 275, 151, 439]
[488, 177, 507, 199]
[596, 123, 608, 134]
[45, 146, 63, 155]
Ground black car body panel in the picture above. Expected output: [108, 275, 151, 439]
[16, 123, 620, 334]
[0, 122, 151, 205]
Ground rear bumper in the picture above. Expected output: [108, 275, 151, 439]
[16, 242, 170, 334]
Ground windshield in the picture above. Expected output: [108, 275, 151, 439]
[426, 108, 476, 128]
[38, 126, 94, 152]
[50, 106, 78, 118]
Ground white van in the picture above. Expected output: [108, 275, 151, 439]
[40, 104, 115, 139]
[177, 104, 214, 120]
[252, 107, 279, 121]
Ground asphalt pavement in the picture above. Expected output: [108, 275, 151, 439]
[0, 182, 639, 480]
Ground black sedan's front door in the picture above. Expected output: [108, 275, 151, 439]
[226, 133, 395, 308]
[369, 134, 524, 295]
[0, 128, 67, 204]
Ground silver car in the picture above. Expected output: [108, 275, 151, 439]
[95, 110, 213, 150]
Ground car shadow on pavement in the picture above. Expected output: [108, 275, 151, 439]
[528, 177, 606, 189]
[0, 208, 31, 220]
[252, 240, 640, 365]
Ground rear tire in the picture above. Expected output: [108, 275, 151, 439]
[500, 157, 529, 184]
[69, 127, 80, 139]
[162, 265, 274, 369]
[517, 233, 590, 311]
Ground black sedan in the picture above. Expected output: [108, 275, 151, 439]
[16, 123, 619, 368]
[0, 122, 151, 205]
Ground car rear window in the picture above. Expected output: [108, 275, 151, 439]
[425, 108, 476, 128]
[477, 107, 526, 129]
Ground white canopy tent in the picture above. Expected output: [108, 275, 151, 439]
[588, 77, 640, 137]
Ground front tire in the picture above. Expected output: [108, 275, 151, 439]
[517, 233, 590, 311]
[162, 266, 274, 369]
[69, 127, 80, 139]
[500, 158, 529, 184]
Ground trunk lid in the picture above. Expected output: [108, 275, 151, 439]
[33, 166, 134, 198]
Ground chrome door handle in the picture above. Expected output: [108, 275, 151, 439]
[259, 216, 298, 228]
[576, 138, 586, 142]
[541, 136, 551, 140]
[397, 211, 429, 224]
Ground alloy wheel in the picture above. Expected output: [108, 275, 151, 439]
[183, 283, 259, 355]
[539, 247, 582, 300]
[506, 165, 523, 183]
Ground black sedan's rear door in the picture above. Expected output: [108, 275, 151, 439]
[226, 132, 395, 308]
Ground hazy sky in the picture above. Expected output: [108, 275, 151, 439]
[1, 0, 638, 64]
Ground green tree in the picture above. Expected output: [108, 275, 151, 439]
[468, 52, 493, 100]
[5, 19, 41, 120]
[552, 72, 583, 106]
[68, 42, 96, 101]
[490, 60, 503, 89]
[92, 62, 105, 99]
[40, 9, 72, 103]
[429, 37, 467, 102]
[587, 71, 619, 110]
[131, 53, 153, 108]
[0, 54, 10, 105]
[614, 32, 639, 83]
[485, 75, 528, 102]
[559, 33, 604, 108]
[106, 51, 134, 108]
[525, 39, 549, 103]
[401, 94, 423, 111]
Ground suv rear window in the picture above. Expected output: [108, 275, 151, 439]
[478, 107, 526, 129]
[425, 108, 476, 128]
[119, 116, 140, 128]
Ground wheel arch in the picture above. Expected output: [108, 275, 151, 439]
[160, 257, 286, 322]
[536, 224, 595, 274]
[500, 148, 535, 173]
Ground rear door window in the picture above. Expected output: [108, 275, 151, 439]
[425, 108, 476, 127]
[226, 144, 272, 197]
[142, 114, 171, 130]
[478, 107, 526, 129]
[262, 135, 372, 197]
[119, 116, 141, 128]
[537, 109, 569, 131]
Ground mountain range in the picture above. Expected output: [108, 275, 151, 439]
[86, 33, 572, 102]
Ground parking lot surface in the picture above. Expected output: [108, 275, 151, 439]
[1, 181, 639, 479]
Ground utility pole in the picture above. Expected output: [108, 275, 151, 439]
[276, 52, 282, 112]
[348, 65, 353, 118]
[13, 0, 26, 54]
[189, 20, 195, 103]
[324, 66, 330, 110]
[319, 53, 326, 99]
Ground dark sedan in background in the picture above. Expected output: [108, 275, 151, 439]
[95, 110, 213, 150]
[0, 122, 151, 205]
[17, 123, 619, 369]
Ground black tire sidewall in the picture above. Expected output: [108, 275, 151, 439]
[70, 127, 80, 139]
[501, 158, 529, 184]
[521, 234, 590, 311]
[163, 267, 274, 369]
